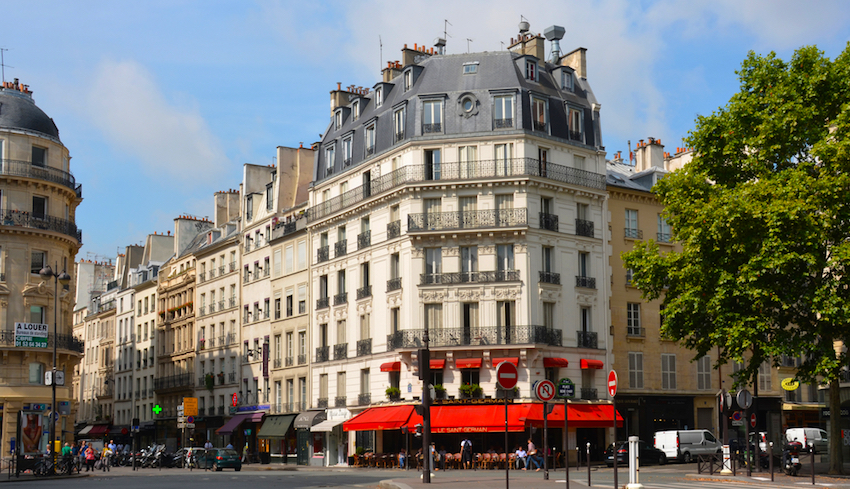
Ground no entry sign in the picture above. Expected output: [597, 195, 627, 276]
[496, 361, 518, 390]
[608, 370, 618, 397]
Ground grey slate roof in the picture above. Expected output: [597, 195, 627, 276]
[607, 160, 668, 192]
[0, 89, 60, 140]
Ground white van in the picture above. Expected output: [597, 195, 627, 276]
[785, 428, 828, 453]
[654, 430, 722, 463]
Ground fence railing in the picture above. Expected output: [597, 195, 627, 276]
[408, 209, 527, 232]
[387, 325, 561, 350]
[0, 208, 82, 242]
[0, 159, 77, 190]
[420, 270, 519, 285]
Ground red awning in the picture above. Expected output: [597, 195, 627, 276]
[492, 357, 519, 367]
[380, 361, 401, 372]
[88, 425, 110, 436]
[407, 404, 531, 433]
[455, 358, 483, 369]
[580, 359, 604, 369]
[523, 403, 623, 428]
[343, 405, 415, 432]
[217, 413, 251, 435]
[543, 357, 569, 368]
[430, 359, 446, 370]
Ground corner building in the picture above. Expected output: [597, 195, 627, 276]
[309, 28, 613, 460]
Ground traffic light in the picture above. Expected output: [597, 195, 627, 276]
[417, 348, 430, 380]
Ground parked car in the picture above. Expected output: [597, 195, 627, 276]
[200, 448, 242, 471]
[606, 440, 667, 467]
[654, 429, 722, 463]
[785, 427, 828, 453]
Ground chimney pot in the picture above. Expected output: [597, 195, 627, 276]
[337, 82, 341, 90]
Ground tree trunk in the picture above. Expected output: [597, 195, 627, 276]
[828, 377, 844, 475]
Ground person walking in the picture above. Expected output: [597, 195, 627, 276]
[61, 443, 73, 474]
[84, 444, 96, 472]
[461, 437, 473, 469]
[101, 444, 113, 472]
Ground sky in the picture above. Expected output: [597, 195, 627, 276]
[3, 0, 850, 261]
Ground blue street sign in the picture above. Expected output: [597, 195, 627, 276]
[556, 378, 575, 399]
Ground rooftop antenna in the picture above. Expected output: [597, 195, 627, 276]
[500, 41, 505, 51]
[0, 48, 12, 85]
[466, 38, 473, 54]
[379, 35, 383, 74]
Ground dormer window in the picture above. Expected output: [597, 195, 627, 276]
[393, 107, 405, 143]
[334, 110, 343, 130]
[352, 100, 360, 121]
[342, 137, 352, 166]
[562, 71, 574, 91]
[525, 61, 537, 81]
[403, 70, 412, 91]
[531, 96, 548, 133]
[375, 87, 383, 107]
[422, 100, 442, 134]
[463, 62, 479, 74]
[325, 145, 335, 175]
[568, 107, 584, 143]
[365, 123, 376, 156]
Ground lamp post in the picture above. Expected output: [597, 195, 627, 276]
[40, 263, 71, 475]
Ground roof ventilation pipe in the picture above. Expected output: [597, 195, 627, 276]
[544, 25, 565, 64]
[433, 37, 446, 55]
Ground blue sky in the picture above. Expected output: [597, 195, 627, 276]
[3, 0, 849, 260]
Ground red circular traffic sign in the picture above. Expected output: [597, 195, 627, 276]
[496, 361, 518, 390]
[608, 370, 618, 397]
[750, 413, 757, 428]
[535, 380, 556, 402]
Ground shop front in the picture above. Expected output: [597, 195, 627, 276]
[311, 408, 351, 466]
[216, 411, 265, 460]
[257, 413, 297, 464]
[294, 410, 326, 466]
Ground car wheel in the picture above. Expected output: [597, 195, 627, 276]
[659, 454, 667, 465]
[683, 452, 692, 464]
[235, 467, 241, 472]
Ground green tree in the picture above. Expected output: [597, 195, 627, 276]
[623, 44, 850, 474]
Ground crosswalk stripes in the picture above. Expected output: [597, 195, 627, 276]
[565, 479, 799, 489]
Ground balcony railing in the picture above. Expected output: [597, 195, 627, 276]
[422, 123, 442, 133]
[335, 396, 347, 408]
[335, 240, 347, 258]
[365, 145, 375, 156]
[0, 331, 84, 353]
[569, 130, 584, 143]
[387, 220, 401, 239]
[386, 277, 402, 292]
[387, 325, 561, 350]
[333, 343, 348, 360]
[539, 212, 559, 232]
[227, 332, 236, 345]
[657, 232, 672, 243]
[282, 356, 291, 367]
[0, 159, 77, 190]
[317, 398, 329, 408]
[576, 331, 598, 349]
[580, 387, 598, 400]
[575, 276, 596, 289]
[357, 230, 371, 249]
[356, 285, 372, 300]
[316, 346, 330, 363]
[198, 272, 206, 283]
[317, 245, 329, 263]
[208, 268, 216, 279]
[627, 326, 644, 337]
[306, 158, 606, 222]
[421, 270, 519, 285]
[356, 338, 372, 357]
[576, 219, 594, 237]
[358, 393, 372, 405]
[333, 292, 347, 306]
[409, 209, 527, 232]
[494, 118, 513, 129]
[228, 372, 237, 383]
[539, 271, 561, 285]
[624, 228, 643, 239]
[533, 120, 547, 132]
[153, 372, 195, 391]
[317, 297, 330, 310]
[297, 354, 306, 365]
[0, 208, 82, 242]
[394, 130, 404, 144]
[274, 358, 283, 368]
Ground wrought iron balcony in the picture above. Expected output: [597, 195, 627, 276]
[394, 130, 405, 143]
[533, 120, 547, 132]
[227, 333, 236, 345]
[657, 232, 672, 243]
[420, 270, 520, 285]
[569, 130, 584, 143]
[334, 292, 347, 306]
[316, 346, 330, 363]
[208, 303, 215, 313]
[284, 356, 293, 367]
[153, 371, 195, 391]
[386, 277, 402, 292]
[356, 285, 372, 300]
[539, 212, 559, 231]
[316, 297, 330, 310]
[198, 272, 206, 283]
[343, 158, 351, 167]
[580, 387, 598, 400]
[576, 331, 598, 349]
[335, 240, 347, 258]
[0, 159, 77, 190]
[576, 276, 596, 289]
[627, 326, 644, 337]
[576, 219, 594, 237]
[408, 208, 527, 232]
[387, 220, 401, 239]
[274, 358, 283, 368]
[494, 118, 513, 129]
[297, 354, 306, 365]
[0, 331, 84, 353]
[356, 338, 372, 357]
[317, 245, 329, 263]
[539, 271, 561, 285]
[333, 343, 348, 360]
[358, 393, 372, 406]
[365, 145, 375, 156]
[357, 230, 371, 249]
[624, 228, 643, 239]
[230, 261, 237, 272]
[0, 208, 82, 242]
[335, 396, 347, 408]
[387, 325, 561, 350]
[422, 123, 442, 133]
[208, 268, 216, 279]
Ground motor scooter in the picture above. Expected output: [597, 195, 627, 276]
[783, 441, 803, 476]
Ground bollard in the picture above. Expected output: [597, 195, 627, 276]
[769, 442, 773, 482]
[577, 447, 580, 470]
[732, 450, 736, 477]
[811, 447, 815, 485]
[710, 454, 714, 475]
[626, 436, 643, 489]
[587, 443, 591, 487]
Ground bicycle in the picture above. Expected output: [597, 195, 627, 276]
[33, 457, 54, 477]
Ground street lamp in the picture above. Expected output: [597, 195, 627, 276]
[40, 264, 70, 474]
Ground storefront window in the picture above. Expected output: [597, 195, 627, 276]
[312, 433, 324, 455]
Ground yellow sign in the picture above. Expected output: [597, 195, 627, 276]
[183, 397, 198, 416]
[781, 378, 800, 391]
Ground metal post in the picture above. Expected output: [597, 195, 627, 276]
[421, 334, 431, 483]
[769, 442, 773, 481]
[626, 436, 642, 489]
[564, 399, 569, 489]
[811, 446, 815, 485]
[612, 397, 617, 489]
[505, 395, 509, 489]
[40, 264, 68, 475]
[586, 442, 591, 487]
[576, 447, 580, 471]
[745, 409, 751, 477]
[732, 449, 736, 476]
[544, 401, 549, 480]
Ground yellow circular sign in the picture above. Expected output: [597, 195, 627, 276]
[781, 378, 800, 391]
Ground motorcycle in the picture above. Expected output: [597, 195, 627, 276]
[783, 441, 803, 476]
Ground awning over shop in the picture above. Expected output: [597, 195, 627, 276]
[455, 358, 483, 369]
[78, 425, 93, 435]
[407, 404, 532, 433]
[88, 425, 110, 436]
[543, 358, 569, 368]
[311, 419, 346, 432]
[294, 410, 327, 429]
[492, 357, 519, 367]
[257, 414, 296, 438]
[430, 359, 446, 369]
[380, 361, 401, 372]
[217, 413, 263, 435]
[109, 425, 130, 436]
[580, 359, 604, 369]
[343, 405, 416, 432]
[523, 403, 623, 428]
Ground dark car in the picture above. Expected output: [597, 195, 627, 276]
[606, 440, 667, 467]
[200, 448, 242, 471]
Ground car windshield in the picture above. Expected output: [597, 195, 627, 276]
[218, 449, 238, 456]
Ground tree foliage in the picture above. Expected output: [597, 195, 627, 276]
[623, 44, 850, 472]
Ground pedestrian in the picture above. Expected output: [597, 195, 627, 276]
[398, 448, 406, 469]
[85, 444, 96, 472]
[516, 445, 527, 470]
[438, 446, 447, 471]
[74, 441, 84, 472]
[241, 442, 249, 463]
[102, 444, 113, 472]
[461, 437, 472, 469]
[61, 442, 73, 474]
[204, 439, 213, 450]
[226, 442, 234, 449]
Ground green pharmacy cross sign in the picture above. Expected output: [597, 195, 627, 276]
[152, 405, 162, 415]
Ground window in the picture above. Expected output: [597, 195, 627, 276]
[562, 71, 574, 91]
[495, 143, 513, 175]
[569, 108, 583, 142]
[359, 314, 370, 340]
[352, 100, 360, 121]
[460, 246, 478, 275]
[29, 363, 44, 384]
[458, 146, 478, 178]
[625, 209, 639, 238]
[320, 374, 328, 399]
[525, 60, 536, 81]
[325, 146, 335, 175]
[298, 331, 306, 357]
[297, 240, 307, 270]
[246, 195, 253, 221]
[274, 297, 281, 319]
[542, 246, 553, 273]
[318, 323, 328, 348]
[496, 244, 514, 271]
[543, 302, 554, 328]
[424, 248, 441, 282]
[494, 95, 513, 128]
[365, 123, 376, 156]
[629, 352, 644, 388]
[580, 306, 591, 332]
[31, 250, 45, 274]
[462, 62, 478, 74]
[298, 284, 306, 314]
[360, 262, 370, 288]
[337, 270, 346, 295]
[337, 372, 346, 397]
[758, 362, 772, 391]
[625, 268, 634, 285]
[697, 356, 712, 390]
[342, 137, 352, 166]
[661, 354, 676, 390]
[393, 108, 405, 142]
[461, 369, 480, 387]
[319, 275, 328, 299]
[266, 183, 273, 210]
[390, 307, 400, 334]
[425, 304, 442, 330]
[422, 100, 442, 133]
[284, 244, 294, 275]
[334, 110, 342, 130]
[336, 320, 346, 344]
[360, 369, 370, 397]
[32, 196, 47, 219]
[574, 155, 586, 171]
[375, 87, 383, 107]
[31, 146, 46, 167]
[627, 303, 641, 335]
[390, 253, 400, 279]
[424, 149, 441, 180]
[403, 70, 412, 91]
[657, 215, 671, 242]
[531, 96, 547, 132]
[578, 251, 589, 277]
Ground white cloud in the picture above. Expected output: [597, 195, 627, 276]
[83, 59, 230, 186]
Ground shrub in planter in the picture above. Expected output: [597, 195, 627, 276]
[385, 386, 401, 400]
[459, 383, 482, 398]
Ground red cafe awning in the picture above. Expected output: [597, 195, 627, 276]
[524, 403, 623, 428]
[380, 361, 401, 372]
[430, 359, 446, 370]
[88, 424, 110, 436]
[543, 357, 569, 368]
[343, 405, 415, 432]
[455, 358, 482, 369]
[580, 358, 604, 369]
[407, 404, 531, 433]
[492, 357, 519, 367]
